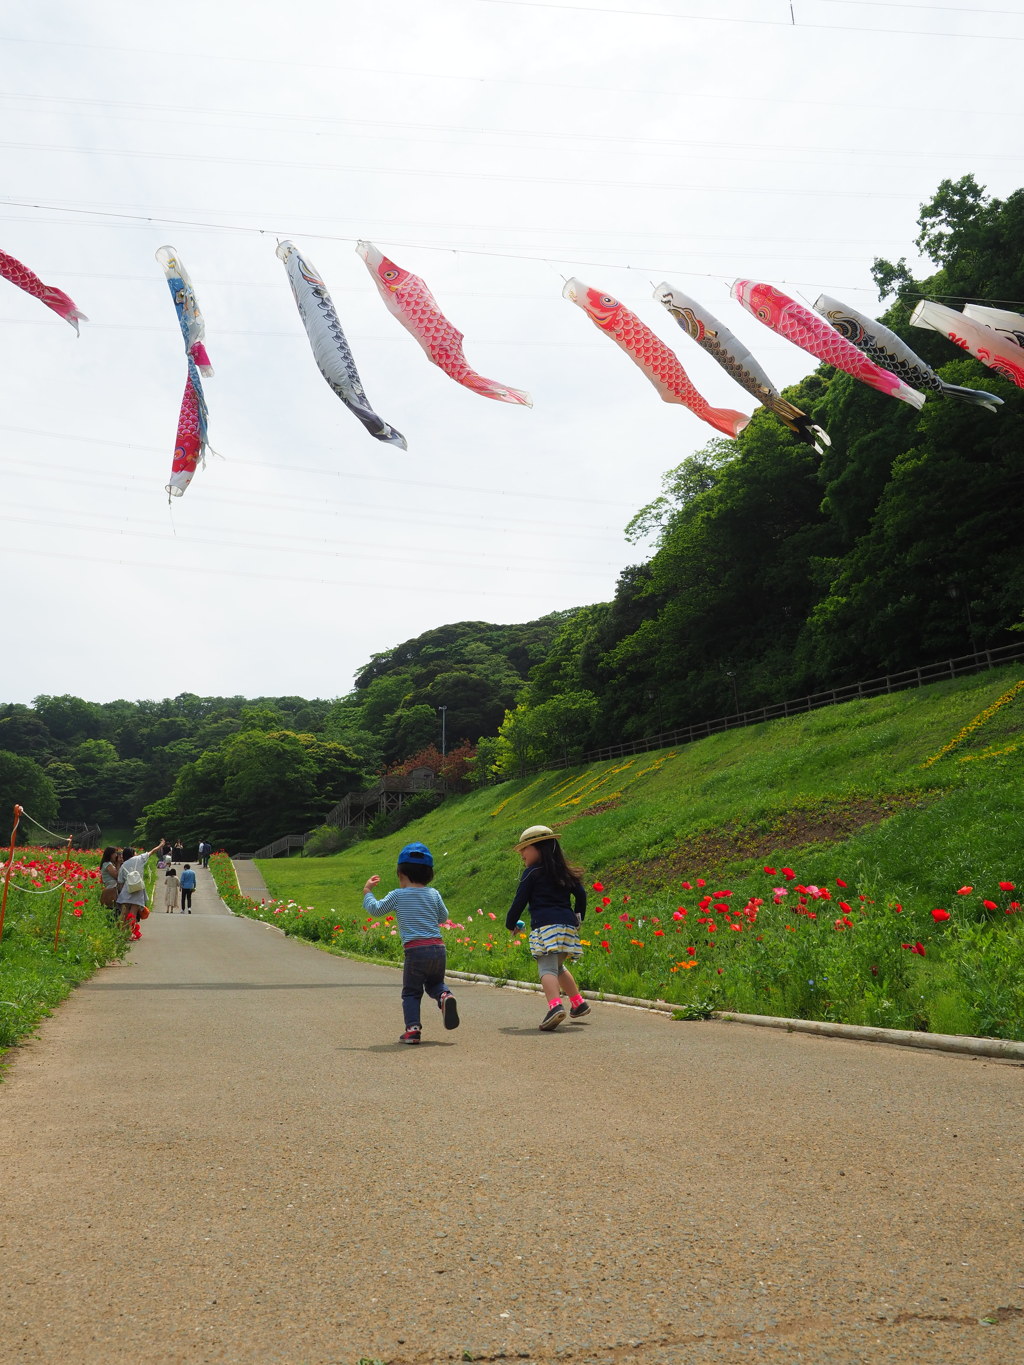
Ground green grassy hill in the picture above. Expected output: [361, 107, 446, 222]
[252, 664, 1024, 1038]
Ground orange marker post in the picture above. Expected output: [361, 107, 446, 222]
[0, 803, 23, 945]
[52, 835, 74, 951]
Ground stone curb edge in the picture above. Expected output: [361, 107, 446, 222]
[439, 968, 1024, 1062]
[225, 918, 1024, 1063]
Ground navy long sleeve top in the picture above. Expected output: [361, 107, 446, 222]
[505, 867, 587, 932]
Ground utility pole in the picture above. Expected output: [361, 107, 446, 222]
[438, 706, 447, 756]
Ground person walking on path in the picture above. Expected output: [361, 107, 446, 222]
[116, 840, 164, 937]
[163, 865, 180, 913]
[99, 846, 122, 911]
[363, 841, 460, 1045]
[171, 839, 185, 865]
[198, 839, 212, 868]
[506, 825, 589, 1031]
[178, 864, 196, 913]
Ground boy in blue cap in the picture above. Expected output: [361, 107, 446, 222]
[363, 841, 460, 1044]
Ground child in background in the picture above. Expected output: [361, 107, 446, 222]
[506, 825, 589, 1031]
[363, 841, 460, 1044]
[163, 865, 179, 913]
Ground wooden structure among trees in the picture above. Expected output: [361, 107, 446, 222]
[252, 765, 443, 858]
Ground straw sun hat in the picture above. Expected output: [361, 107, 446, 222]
[514, 824, 557, 852]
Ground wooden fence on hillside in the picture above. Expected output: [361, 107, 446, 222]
[246, 640, 1024, 856]
[574, 640, 1024, 766]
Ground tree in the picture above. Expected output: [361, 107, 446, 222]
[0, 750, 58, 840]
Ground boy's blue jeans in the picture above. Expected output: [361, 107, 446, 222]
[402, 944, 448, 1027]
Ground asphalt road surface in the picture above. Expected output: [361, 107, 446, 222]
[1, 870, 1022, 1365]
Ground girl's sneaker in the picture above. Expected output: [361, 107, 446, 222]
[399, 1027, 421, 1044]
[439, 991, 460, 1030]
[539, 1002, 566, 1031]
[570, 1000, 592, 1018]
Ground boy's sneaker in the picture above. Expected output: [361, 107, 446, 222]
[539, 1002, 566, 1031]
[399, 1027, 421, 1044]
[439, 991, 460, 1030]
[570, 1000, 592, 1019]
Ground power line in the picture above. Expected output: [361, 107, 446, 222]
[0, 200, 891, 292]
[0, 139, 930, 200]
[0, 542, 608, 602]
[0, 455, 623, 541]
[475, 0, 1023, 39]
[4, 89, 1017, 158]
[0, 506, 622, 579]
[815, 0, 1022, 14]
[0, 424, 629, 507]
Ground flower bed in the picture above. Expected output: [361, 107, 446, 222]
[225, 857, 1024, 1042]
[0, 847, 131, 1054]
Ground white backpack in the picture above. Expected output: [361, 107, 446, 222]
[125, 866, 145, 894]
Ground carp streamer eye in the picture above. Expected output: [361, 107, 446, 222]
[383, 268, 399, 280]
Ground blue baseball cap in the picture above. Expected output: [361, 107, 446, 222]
[398, 841, 434, 868]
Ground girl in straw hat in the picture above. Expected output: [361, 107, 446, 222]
[506, 825, 589, 1031]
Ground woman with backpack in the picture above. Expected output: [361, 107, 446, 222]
[116, 840, 165, 937]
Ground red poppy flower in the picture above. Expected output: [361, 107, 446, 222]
[696, 878, 706, 887]
[838, 901, 851, 913]
[654, 929, 665, 937]
[592, 881, 604, 892]
[601, 896, 611, 906]
[73, 908, 83, 917]
[681, 881, 692, 890]
[893, 904, 903, 913]
[672, 910, 686, 921]
[956, 886, 973, 895]
[686, 945, 696, 955]
[717, 967, 723, 974]
[600, 940, 610, 951]
[931, 908, 951, 922]
[836, 878, 847, 888]
[912, 941, 926, 956]
[983, 900, 998, 911]
[763, 865, 776, 875]
[781, 867, 795, 880]
[999, 881, 1015, 891]
[730, 924, 742, 932]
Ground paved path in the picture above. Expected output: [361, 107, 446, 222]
[1, 892, 1022, 1365]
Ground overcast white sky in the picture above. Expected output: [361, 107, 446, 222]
[2, 0, 1021, 706]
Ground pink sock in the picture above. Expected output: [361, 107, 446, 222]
[548, 997, 562, 1008]
[570, 993, 584, 1007]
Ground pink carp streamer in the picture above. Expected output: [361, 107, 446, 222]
[169, 378, 206, 496]
[563, 279, 750, 438]
[732, 280, 925, 410]
[910, 300, 1024, 389]
[0, 248, 86, 333]
[356, 240, 532, 406]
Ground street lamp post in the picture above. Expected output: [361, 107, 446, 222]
[438, 706, 447, 756]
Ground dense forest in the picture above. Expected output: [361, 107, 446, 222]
[1, 178, 1020, 847]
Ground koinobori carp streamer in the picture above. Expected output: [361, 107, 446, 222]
[910, 300, 1024, 389]
[0, 247, 87, 333]
[356, 240, 532, 406]
[277, 240, 406, 449]
[814, 293, 1002, 411]
[156, 245, 213, 498]
[732, 279, 926, 410]
[563, 279, 750, 439]
[656, 283, 830, 450]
